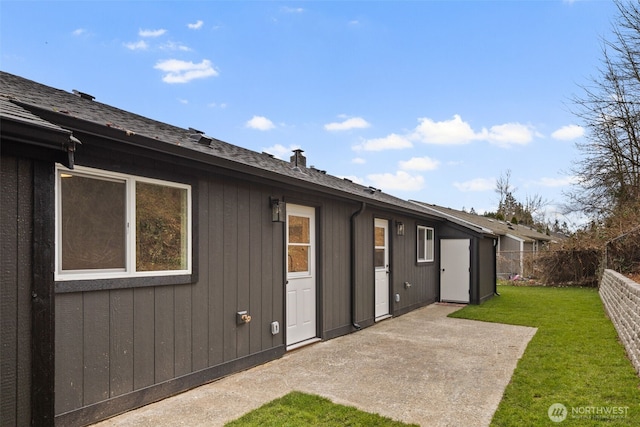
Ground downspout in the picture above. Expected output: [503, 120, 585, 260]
[350, 202, 366, 330]
[493, 238, 500, 296]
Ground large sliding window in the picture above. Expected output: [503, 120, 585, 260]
[55, 165, 191, 281]
[417, 225, 434, 263]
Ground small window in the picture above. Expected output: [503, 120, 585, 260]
[417, 226, 434, 263]
[56, 165, 191, 281]
[287, 215, 311, 274]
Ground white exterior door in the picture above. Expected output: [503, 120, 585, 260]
[440, 239, 470, 303]
[374, 218, 390, 319]
[286, 204, 317, 347]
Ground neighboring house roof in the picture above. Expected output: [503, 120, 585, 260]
[411, 201, 553, 243]
[0, 71, 494, 236]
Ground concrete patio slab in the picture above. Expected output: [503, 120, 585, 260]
[91, 304, 536, 427]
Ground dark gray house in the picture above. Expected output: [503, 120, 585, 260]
[411, 202, 556, 279]
[0, 71, 496, 427]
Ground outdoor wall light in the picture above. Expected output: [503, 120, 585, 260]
[396, 221, 405, 236]
[270, 197, 286, 222]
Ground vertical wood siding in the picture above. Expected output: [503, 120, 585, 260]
[54, 174, 285, 420]
[355, 212, 375, 323]
[321, 201, 352, 335]
[478, 237, 496, 303]
[390, 215, 438, 315]
[0, 156, 33, 427]
[53, 161, 444, 424]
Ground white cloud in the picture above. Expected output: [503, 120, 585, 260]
[160, 41, 191, 52]
[453, 177, 495, 192]
[262, 144, 300, 159]
[551, 124, 585, 141]
[154, 59, 218, 83]
[367, 171, 424, 191]
[398, 156, 440, 171]
[412, 115, 478, 145]
[484, 123, 534, 147]
[139, 28, 167, 37]
[353, 134, 412, 151]
[72, 28, 87, 36]
[188, 20, 204, 30]
[411, 115, 534, 148]
[124, 40, 149, 50]
[324, 117, 371, 131]
[352, 157, 366, 164]
[179, 99, 188, 104]
[246, 115, 276, 131]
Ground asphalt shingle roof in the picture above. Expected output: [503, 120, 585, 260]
[411, 201, 552, 243]
[0, 71, 492, 231]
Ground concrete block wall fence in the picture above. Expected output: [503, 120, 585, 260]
[599, 269, 640, 375]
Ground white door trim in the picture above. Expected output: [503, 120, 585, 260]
[440, 239, 470, 303]
[286, 204, 317, 348]
[374, 218, 390, 320]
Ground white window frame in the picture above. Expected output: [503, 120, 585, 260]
[55, 164, 192, 281]
[417, 225, 434, 263]
[286, 207, 315, 280]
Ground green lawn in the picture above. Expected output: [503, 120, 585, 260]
[224, 391, 417, 427]
[226, 285, 639, 426]
[449, 285, 640, 426]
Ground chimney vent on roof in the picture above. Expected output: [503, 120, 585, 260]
[197, 135, 213, 146]
[290, 149, 306, 169]
[72, 89, 95, 101]
[188, 130, 212, 146]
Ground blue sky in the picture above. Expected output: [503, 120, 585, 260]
[1, 1, 618, 226]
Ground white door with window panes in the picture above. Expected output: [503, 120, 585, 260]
[286, 204, 317, 347]
[374, 218, 390, 320]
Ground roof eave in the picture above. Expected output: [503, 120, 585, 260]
[409, 201, 496, 237]
[0, 114, 72, 152]
[24, 106, 443, 219]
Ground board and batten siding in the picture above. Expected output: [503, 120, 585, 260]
[391, 215, 438, 316]
[1, 156, 33, 427]
[353, 211, 375, 326]
[54, 175, 285, 425]
[350, 211, 440, 324]
[272, 188, 359, 339]
[478, 237, 496, 303]
[439, 222, 496, 305]
[320, 200, 354, 338]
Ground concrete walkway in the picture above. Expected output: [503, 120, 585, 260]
[92, 304, 536, 427]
